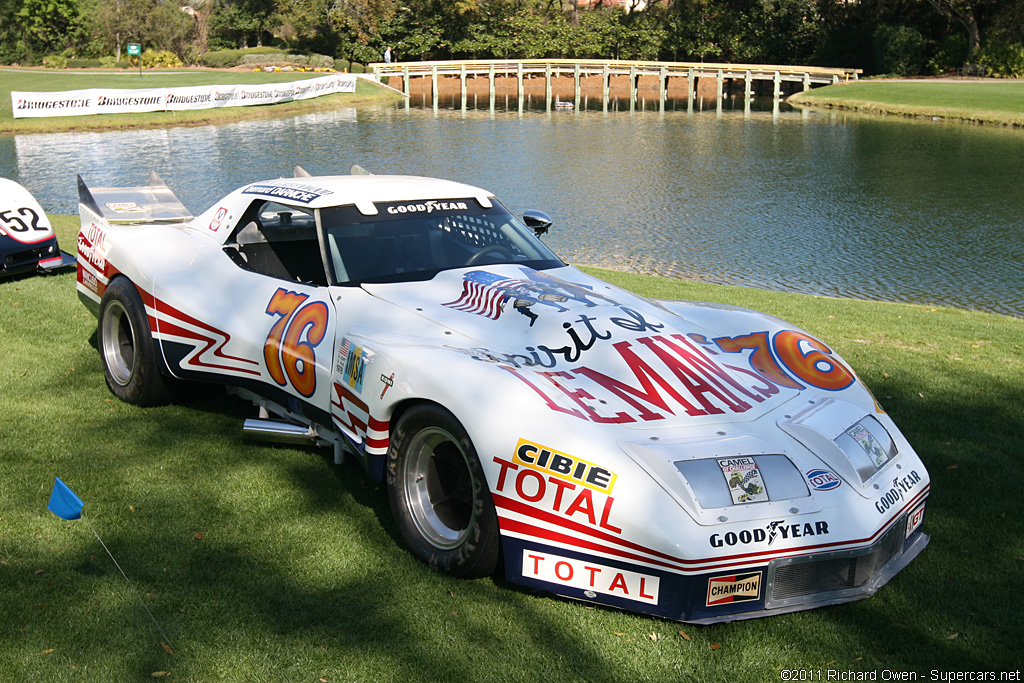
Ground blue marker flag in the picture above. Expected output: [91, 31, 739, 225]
[48, 477, 84, 520]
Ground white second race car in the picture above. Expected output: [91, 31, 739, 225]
[0, 178, 75, 277]
[76, 168, 929, 623]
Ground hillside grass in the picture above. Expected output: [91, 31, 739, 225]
[789, 80, 1024, 126]
[1, 217, 1021, 681]
[0, 68, 401, 134]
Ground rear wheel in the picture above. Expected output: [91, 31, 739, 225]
[387, 404, 501, 578]
[98, 278, 172, 406]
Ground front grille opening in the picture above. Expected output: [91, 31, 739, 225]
[5, 244, 53, 266]
[769, 521, 904, 604]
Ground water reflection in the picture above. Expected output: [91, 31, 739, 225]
[1, 102, 1021, 318]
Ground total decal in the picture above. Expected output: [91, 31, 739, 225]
[77, 220, 109, 286]
[494, 439, 623, 534]
[522, 550, 660, 605]
[806, 468, 842, 491]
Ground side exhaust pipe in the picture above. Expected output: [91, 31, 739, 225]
[243, 418, 317, 445]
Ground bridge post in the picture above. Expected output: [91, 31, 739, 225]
[744, 70, 752, 99]
[545, 62, 552, 111]
[687, 67, 695, 100]
[460, 63, 467, 111]
[803, 72, 811, 91]
[773, 70, 781, 99]
[602, 64, 609, 112]
[629, 64, 637, 112]
[489, 63, 496, 109]
[517, 62, 524, 107]
[574, 63, 581, 107]
[716, 69, 724, 100]
[832, 74, 840, 84]
[431, 64, 438, 106]
[402, 66, 409, 96]
[659, 65, 667, 113]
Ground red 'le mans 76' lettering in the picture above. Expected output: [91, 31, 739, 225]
[501, 331, 855, 425]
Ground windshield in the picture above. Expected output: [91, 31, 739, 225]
[318, 199, 564, 285]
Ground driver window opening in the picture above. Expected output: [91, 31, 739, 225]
[224, 201, 327, 286]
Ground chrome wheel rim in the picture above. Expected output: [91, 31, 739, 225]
[402, 426, 476, 550]
[101, 300, 135, 387]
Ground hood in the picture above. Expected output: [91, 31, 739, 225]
[363, 265, 808, 429]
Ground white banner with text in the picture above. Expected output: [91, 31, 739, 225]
[12, 75, 357, 118]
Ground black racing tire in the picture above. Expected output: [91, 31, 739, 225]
[387, 404, 501, 579]
[98, 277, 173, 407]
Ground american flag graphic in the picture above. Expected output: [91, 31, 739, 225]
[443, 271, 521, 319]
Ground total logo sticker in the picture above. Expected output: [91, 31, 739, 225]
[806, 468, 842, 491]
[522, 550, 659, 605]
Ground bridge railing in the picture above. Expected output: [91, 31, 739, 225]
[371, 58, 860, 84]
[369, 58, 860, 112]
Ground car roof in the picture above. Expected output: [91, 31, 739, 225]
[233, 174, 496, 214]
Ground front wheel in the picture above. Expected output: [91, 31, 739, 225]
[387, 404, 501, 578]
[98, 278, 172, 406]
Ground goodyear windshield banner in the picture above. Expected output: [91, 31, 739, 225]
[11, 74, 357, 118]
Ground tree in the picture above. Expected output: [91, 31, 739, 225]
[922, 0, 980, 59]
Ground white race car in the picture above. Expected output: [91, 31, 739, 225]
[76, 168, 930, 623]
[0, 178, 75, 277]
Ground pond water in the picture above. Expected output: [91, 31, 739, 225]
[2, 98, 1022, 318]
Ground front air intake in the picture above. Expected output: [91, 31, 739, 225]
[765, 519, 905, 608]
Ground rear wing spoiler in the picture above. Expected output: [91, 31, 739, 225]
[77, 171, 192, 223]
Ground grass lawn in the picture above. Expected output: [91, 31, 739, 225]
[0, 68, 402, 134]
[789, 80, 1024, 126]
[1, 217, 1022, 681]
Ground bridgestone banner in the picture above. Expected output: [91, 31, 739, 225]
[11, 74, 357, 119]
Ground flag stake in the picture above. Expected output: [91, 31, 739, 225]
[81, 510, 174, 650]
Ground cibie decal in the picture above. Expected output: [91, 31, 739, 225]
[522, 550, 659, 605]
[718, 457, 768, 504]
[514, 438, 616, 494]
[707, 571, 762, 607]
[806, 468, 842, 491]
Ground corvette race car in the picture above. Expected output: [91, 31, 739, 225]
[1, 178, 75, 277]
[76, 168, 930, 623]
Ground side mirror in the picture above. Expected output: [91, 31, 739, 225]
[522, 210, 552, 237]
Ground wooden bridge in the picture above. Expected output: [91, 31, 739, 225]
[369, 59, 861, 112]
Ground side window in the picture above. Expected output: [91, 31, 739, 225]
[224, 200, 327, 286]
